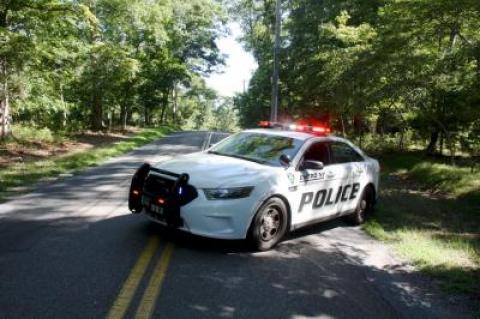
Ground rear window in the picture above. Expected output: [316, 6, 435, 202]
[330, 142, 364, 164]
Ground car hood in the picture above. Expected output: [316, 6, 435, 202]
[155, 152, 278, 188]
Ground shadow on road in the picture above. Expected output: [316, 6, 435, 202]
[0, 131, 476, 318]
[0, 204, 477, 318]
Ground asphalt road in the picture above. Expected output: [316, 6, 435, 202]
[0, 131, 475, 319]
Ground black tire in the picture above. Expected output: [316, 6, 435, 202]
[344, 185, 374, 225]
[248, 197, 288, 251]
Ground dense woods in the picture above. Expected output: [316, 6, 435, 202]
[0, 0, 239, 136]
[232, 0, 480, 156]
[1, 0, 479, 157]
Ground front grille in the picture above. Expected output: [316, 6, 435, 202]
[143, 173, 175, 197]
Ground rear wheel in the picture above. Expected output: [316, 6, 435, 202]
[249, 197, 288, 251]
[344, 186, 374, 225]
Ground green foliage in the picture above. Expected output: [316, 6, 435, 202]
[233, 0, 480, 156]
[1, 0, 227, 133]
[9, 125, 63, 144]
[410, 163, 480, 201]
[377, 151, 480, 201]
[208, 97, 240, 132]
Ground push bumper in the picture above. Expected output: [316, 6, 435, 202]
[130, 163, 259, 240]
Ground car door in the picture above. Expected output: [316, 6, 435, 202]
[294, 141, 345, 223]
[329, 142, 365, 214]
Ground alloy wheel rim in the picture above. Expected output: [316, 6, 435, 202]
[260, 206, 281, 241]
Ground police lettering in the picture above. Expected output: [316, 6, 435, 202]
[299, 183, 361, 212]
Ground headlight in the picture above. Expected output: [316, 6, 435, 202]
[203, 187, 254, 200]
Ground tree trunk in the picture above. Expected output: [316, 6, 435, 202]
[439, 132, 444, 156]
[160, 104, 166, 125]
[0, 94, 10, 139]
[0, 9, 11, 138]
[0, 59, 11, 139]
[120, 103, 127, 131]
[91, 93, 104, 131]
[109, 107, 115, 130]
[126, 108, 133, 125]
[120, 83, 131, 131]
[426, 131, 439, 155]
[398, 130, 405, 150]
[172, 84, 177, 125]
[60, 84, 68, 129]
[144, 106, 149, 127]
[159, 89, 169, 125]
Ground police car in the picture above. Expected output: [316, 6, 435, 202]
[128, 122, 380, 250]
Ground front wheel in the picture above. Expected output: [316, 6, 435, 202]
[248, 197, 288, 251]
[344, 186, 374, 225]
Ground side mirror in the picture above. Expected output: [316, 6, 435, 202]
[302, 160, 324, 170]
[279, 154, 291, 167]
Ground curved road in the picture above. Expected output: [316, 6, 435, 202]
[0, 131, 474, 319]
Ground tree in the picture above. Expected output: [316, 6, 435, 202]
[1, 0, 227, 133]
[0, 0, 93, 136]
[233, 0, 480, 156]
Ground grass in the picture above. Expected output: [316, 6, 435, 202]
[9, 125, 68, 145]
[0, 126, 173, 201]
[377, 151, 480, 201]
[363, 151, 480, 296]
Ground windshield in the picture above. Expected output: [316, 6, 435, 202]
[209, 132, 304, 166]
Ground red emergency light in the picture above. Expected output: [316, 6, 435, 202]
[259, 119, 331, 135]
[258, 121, 271, 128]
[312, 126, 331, 134]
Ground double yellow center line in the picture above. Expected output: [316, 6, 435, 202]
[106, 237, 174, 319]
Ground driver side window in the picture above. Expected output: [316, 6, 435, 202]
[302, 142, 330, 165]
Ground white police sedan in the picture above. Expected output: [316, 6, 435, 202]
[128, 123, 380, 250]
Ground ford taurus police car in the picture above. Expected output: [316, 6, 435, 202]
[128, 123, 380, 250]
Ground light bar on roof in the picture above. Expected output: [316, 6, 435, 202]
[258, 121, 271, 128]
[258, 120, 331, 136]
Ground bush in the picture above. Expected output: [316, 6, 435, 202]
[10, 125, 66, 145]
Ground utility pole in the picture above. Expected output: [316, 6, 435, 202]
[270, 0, 281, 122]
